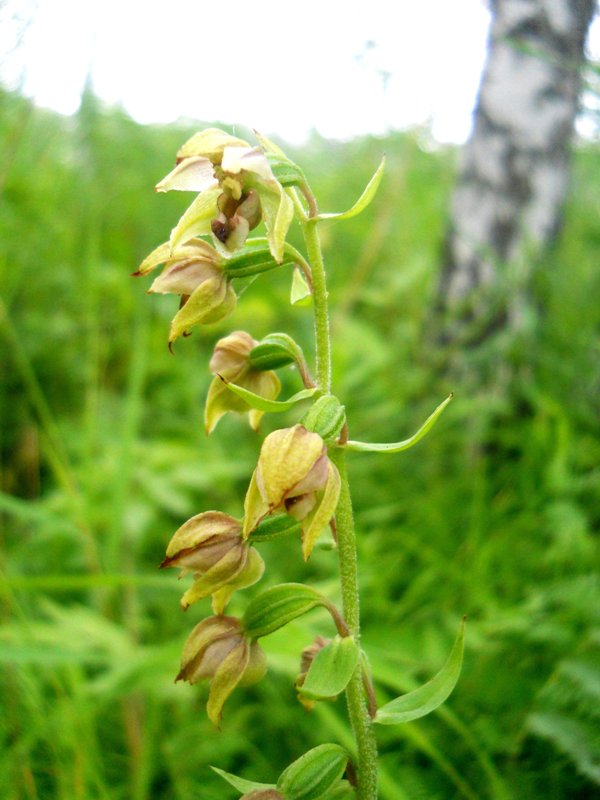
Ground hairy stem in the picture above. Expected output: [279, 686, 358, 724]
[330, 447, 379, 799]
[301, 216, 378, 799]
[303, 219, 331, 392]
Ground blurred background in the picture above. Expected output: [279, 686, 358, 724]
[1, 1, 600, 798]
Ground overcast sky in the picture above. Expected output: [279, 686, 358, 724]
[1, 0, 598, 144]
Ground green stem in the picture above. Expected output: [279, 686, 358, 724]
[303, 219, 331, 392]
[301, 215, 378, 799]
[329, 447, 379, 799]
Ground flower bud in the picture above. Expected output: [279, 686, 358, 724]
[176, 615, 266, 726]
[243, 425, 341, 560]
[205, 331, 281, 434]
[161, 511, 264, 613]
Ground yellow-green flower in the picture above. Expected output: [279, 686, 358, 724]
[176, 615, 266, 726]
[156, 128, 293, 262]
[134, 238, 236, 345]
[160, 511, 264, 613]
[243, 425, 341, 560]
[205, 331, 281, 434]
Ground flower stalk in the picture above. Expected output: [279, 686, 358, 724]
[136, 127, 461, 800]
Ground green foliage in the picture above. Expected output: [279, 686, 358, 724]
[1, 85, 599, 798]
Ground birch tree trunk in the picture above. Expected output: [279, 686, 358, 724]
[438, 0, 596, 338]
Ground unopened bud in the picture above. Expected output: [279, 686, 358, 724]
[205, 331, 281, 434]
[177, 615, 266, 726]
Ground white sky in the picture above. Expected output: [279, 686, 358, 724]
[1, 0, 598, 144]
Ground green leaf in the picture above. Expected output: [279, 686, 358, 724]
[249, 332, 305, 371]
[243, 583, 327, 639]
[290, 266, 313, 306]
[277, 744, 349, 800]
[345, 394, 453, 454]
[249, 514, 303, 543]
[299, 636, 360, 700]
[315, 156, 386, 222]
[219, 378, 321, 413]
[375, 617, 466, 725]
[211, 766, 276, 793]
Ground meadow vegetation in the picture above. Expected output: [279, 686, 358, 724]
[1, 86, 599, 799]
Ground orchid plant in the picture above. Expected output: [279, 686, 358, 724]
[135, 128, 464, 800]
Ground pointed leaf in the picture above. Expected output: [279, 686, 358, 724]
[211, 766, 276, 794]
[299, 636, 360, 700]
[316, 156, 386, 222]
[345, 394, 453, 454]
[219, 378, 321, 413]
[375, 617, 466, 725]
[277, 744, 349, 800]
[242, 583, 327, 639]
[291, 266, 313, 306]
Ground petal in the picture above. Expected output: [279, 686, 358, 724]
[168, 275, 227, 344]
[221, 146, 276, 183]
[207, 640, 250, 726]
[243, 469, 271, 538]
[177, 128, 250, 163]
[288, 453, 329, 498]
[149, 259, 221, 296]
[156, 156, 218, 193]
[170, 186, 221, 250]
[301, 461, 341, 561]
[257, 426, 324, 508]
[180, 546, 248, 610]
[258, 184, 294, 263]
[211, 547, 265, 614]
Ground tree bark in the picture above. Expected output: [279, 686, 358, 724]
[437, 0, 596, 339]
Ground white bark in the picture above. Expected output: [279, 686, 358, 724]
[439, 0, 596, 328]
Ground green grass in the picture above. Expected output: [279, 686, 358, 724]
[1, 86, 599, 799]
